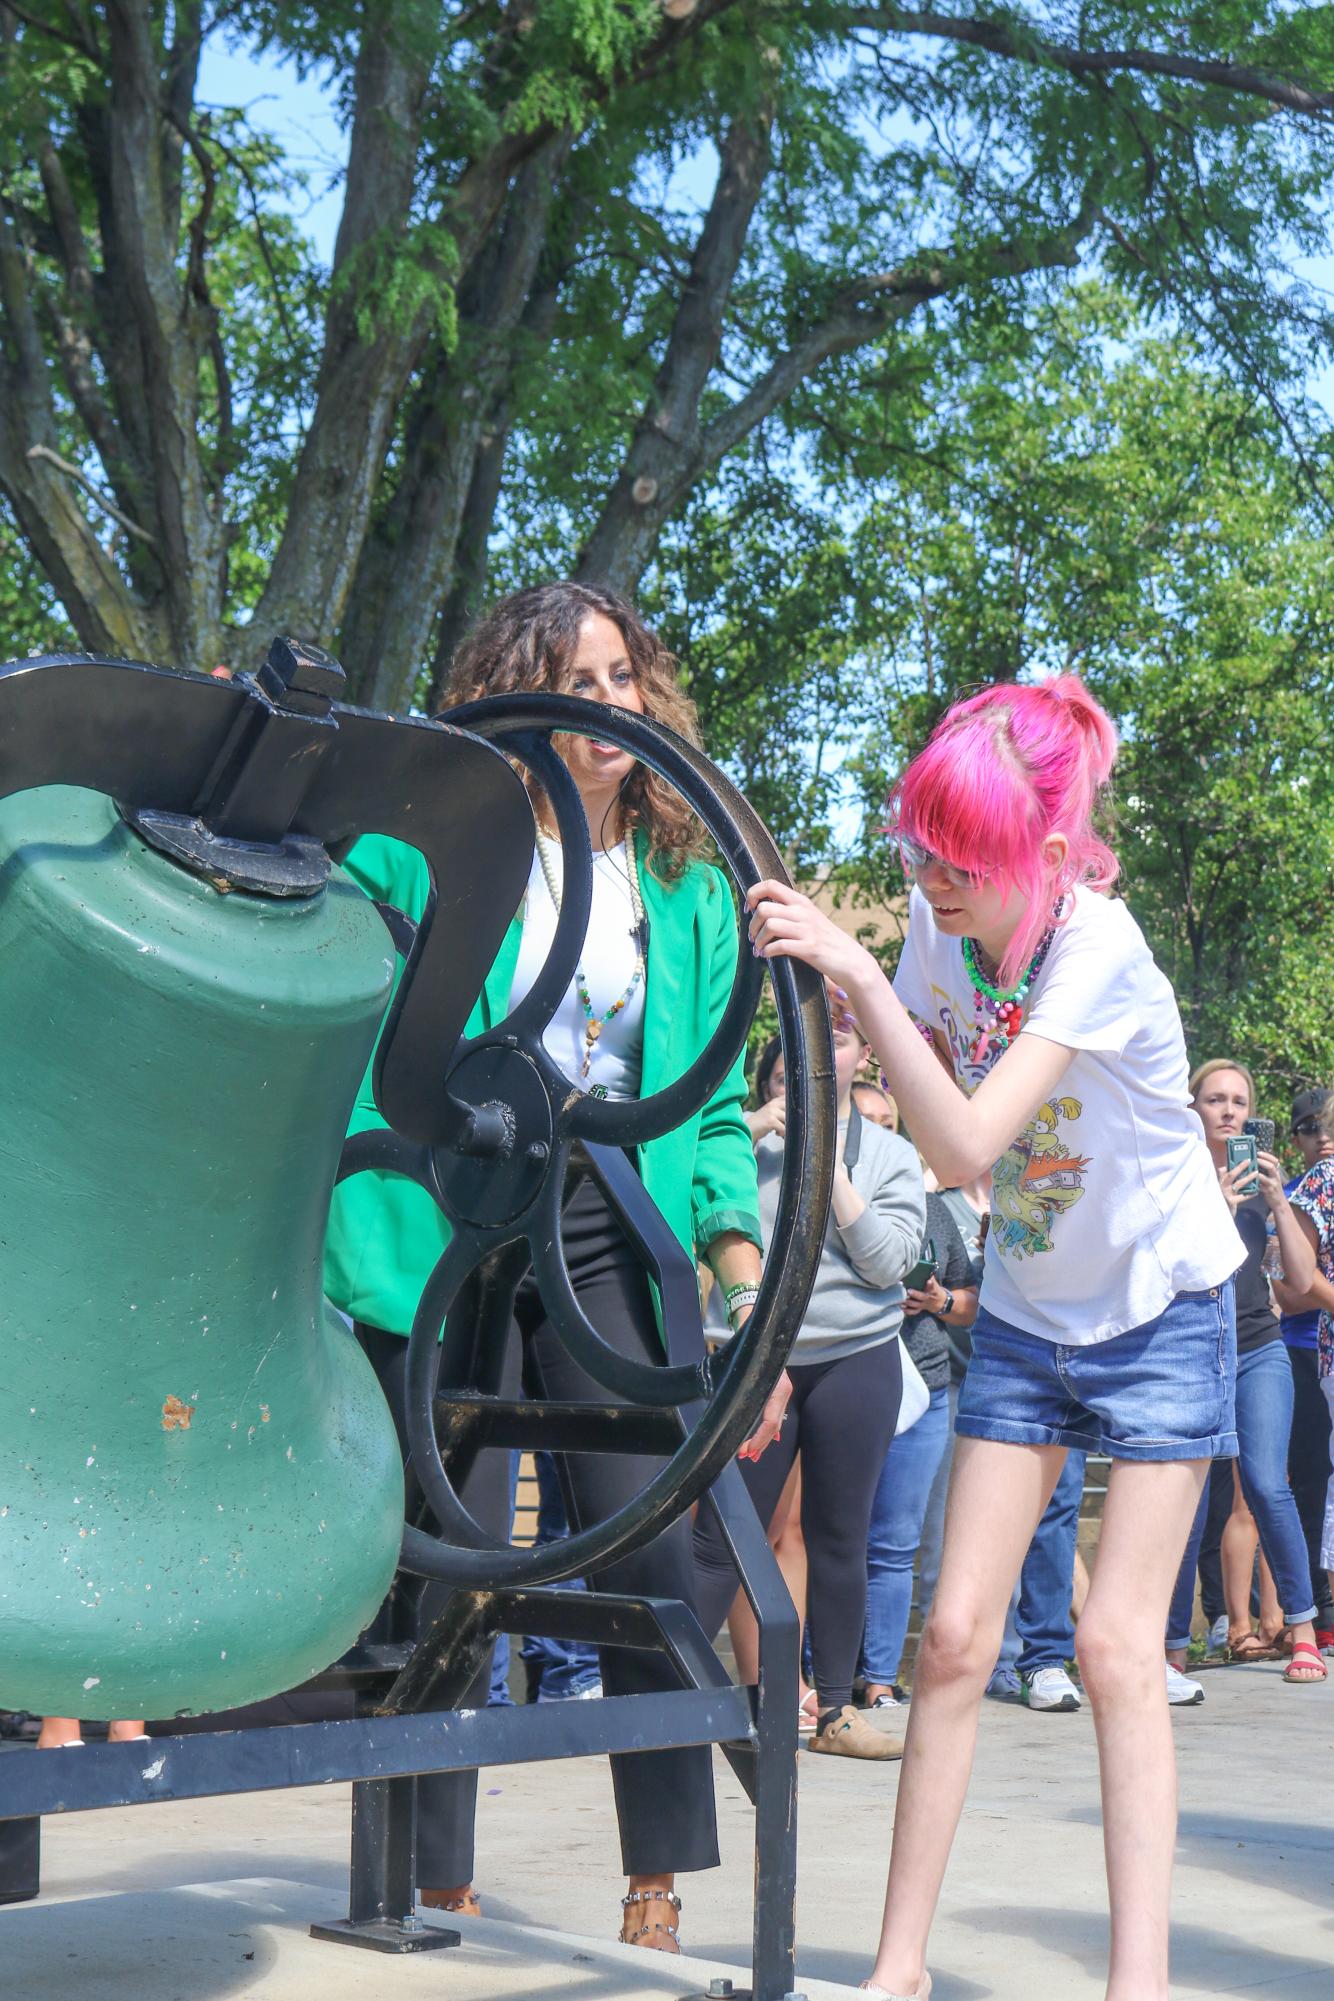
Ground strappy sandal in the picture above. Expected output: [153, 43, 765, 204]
[420, 1887, 482, 1916]
[1227, 1633, 1283, 1662]
[620, 1887, 682, 1953]
[1283, 1641, 1328, 1684]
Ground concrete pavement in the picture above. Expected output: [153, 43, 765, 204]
[2, 1662, 1330, 2000]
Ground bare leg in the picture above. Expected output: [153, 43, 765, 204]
[37, 1718, 82, 1748]
[773, 1466, 808, 1658]
[727, 1457, 803, 1686]
[866, 1438, 1066, 1996]
[1256, 1554, 1283, 1648]
[1222, 1464, 1259, 1642]
[1076, 1458, 1208, 2001]
[38, 1717, 144, 1748]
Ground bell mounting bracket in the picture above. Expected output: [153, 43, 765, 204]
[0, 640, 537, 1160]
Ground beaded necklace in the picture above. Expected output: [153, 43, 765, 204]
[533, 825, 646, 1081]
[961, 928, 1055, 1066]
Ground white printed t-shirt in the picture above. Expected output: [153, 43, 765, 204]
[893, 885, 1242, 1344]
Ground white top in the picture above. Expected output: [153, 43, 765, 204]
[508, 838, 646, 1100]
[893, 885, 1242, 1344]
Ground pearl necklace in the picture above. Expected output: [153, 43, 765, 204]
[533, 826, 647, 1081]
[961, 929, 1055, 1065]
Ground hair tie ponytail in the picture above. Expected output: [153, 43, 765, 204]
[1044, 674, 1118, 791]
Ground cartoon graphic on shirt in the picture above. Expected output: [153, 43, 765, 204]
[992, 1096, 1091, 1259]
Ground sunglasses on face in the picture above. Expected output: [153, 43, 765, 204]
[896, 833, 980, 889]
[1292, 1118, 1322, 1138]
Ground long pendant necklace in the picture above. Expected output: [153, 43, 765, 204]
[534, 827, 646, 1081]
[961, 929, 1055, 1065]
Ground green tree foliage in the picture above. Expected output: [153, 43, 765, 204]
[5, 3, 1334, 708]
[659, 287, 1333, 1122]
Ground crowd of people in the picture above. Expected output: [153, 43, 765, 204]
[7, 578, 1332, 2001]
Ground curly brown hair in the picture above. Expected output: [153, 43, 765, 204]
[441, 582, 709, 880]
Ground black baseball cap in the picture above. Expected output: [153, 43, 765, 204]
[1290, 1086, 1331, 1131]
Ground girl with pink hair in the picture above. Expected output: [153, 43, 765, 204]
[747, 677, 1316, 2001]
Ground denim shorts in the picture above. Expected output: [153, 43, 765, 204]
[956, 1282, 1238, 1462]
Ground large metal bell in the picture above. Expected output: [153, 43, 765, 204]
[0, 784, 405, 1719]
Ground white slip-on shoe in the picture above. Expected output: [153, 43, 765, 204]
[1022, 1665, 1082, 1711]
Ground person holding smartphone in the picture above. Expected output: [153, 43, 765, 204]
[1181, 1061, 1324, 1682]
[1281, 1089, 1334, 1632]
[1275, 1088, 1334, 1651]
[694, 1018, 927, 1760]
[740, 676, 1297, 2001]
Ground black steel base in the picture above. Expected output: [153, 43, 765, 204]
[0, 1809, 38, 1903]
[676, 1985, 809, 2001]
[309, 1917, 460, 1954]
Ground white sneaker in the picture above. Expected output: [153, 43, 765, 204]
[1165, 1662, 1204, 1706]
[1207, 1614, 1229, 1653]
[1022, 1665, 1082, 1712]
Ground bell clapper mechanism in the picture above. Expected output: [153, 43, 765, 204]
[0, 640, 833, 2000]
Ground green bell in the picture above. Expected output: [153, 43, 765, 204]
[0, 783, 403, 1720]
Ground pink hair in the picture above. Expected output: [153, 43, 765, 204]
[887, 676, 1119, 987]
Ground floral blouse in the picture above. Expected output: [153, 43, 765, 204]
[1291, 1156, 1334, 1376]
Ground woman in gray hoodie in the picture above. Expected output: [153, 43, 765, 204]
[695, 1020, 927, 1758]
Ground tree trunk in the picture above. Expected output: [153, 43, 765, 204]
[428, 417, 511, 708]
[575, 108, 772, 594]
[249, 6, 434, 656]
[340, 141, 570, 713]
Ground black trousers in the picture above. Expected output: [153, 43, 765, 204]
[693, 1338, 903, 1712]
[357, 1173, 718, 1886]
[1288, 1344, 1334, 1621]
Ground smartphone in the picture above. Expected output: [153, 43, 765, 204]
[1242, 1116, 1275, 1157]
[903, 1237, 937, 1291]
[1226, 1134, 1259, 1196]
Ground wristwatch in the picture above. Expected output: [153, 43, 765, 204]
[941, 1289, 955, 1318]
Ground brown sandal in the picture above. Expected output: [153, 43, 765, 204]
[621, 1888, 682, 1953]
[421, 1886, 482, 1916]
[1227, 1633, 1283, 1662]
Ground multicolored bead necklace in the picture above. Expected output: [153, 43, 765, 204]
[534, 825, 646, 1081]
[961, 928, 1055, 1066]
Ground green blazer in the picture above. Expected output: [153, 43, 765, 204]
[323, 830, 761, 1335]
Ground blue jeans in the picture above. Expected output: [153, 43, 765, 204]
[519, 1451, 602, 1699]
[488, 1452, 521, 1705]
[995, 1448, 1086, 1675]
[1169, 1342, 1321, 1641]
[917, 1384, 959, 1623]
[1233, 1341, 1318, 1626]
[864, 1387, 951, 1685]
[1167, 1476, 1210, 1653]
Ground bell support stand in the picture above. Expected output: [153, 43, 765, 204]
[0, 656, 833, 2001]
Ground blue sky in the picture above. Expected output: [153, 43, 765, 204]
[199, 38, 1334, 420]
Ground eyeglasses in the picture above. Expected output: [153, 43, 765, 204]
[896, 833, 980, 889]
[1292, 1118, 1323, 1138]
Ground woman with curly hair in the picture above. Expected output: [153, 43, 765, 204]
[324, 582, 777, 1952]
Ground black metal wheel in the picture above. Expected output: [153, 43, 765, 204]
[338, 694, 835, 1590]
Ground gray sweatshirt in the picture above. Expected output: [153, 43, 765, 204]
[754, 1108, 926, 1363]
